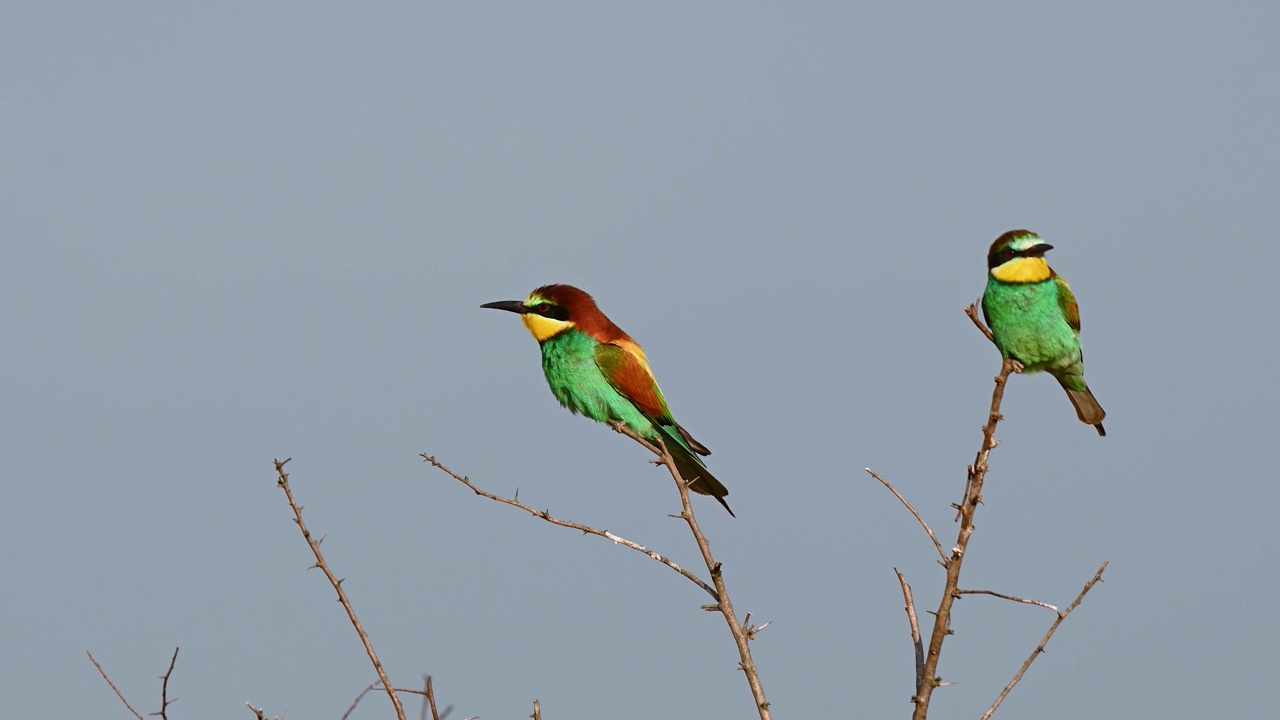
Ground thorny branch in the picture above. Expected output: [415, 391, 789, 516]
[273, 458, 406, 720]
[424, 422, 772, 720]
[158, 646, 179, 719]
[640, 427, 772, 720]
[958, 589, 1058, 613]
[980, 561, 1109, 720]
[420, 454, 717, 599]
[873, 304, 1108, 720]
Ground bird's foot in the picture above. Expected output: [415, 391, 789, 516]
[1007, 359, 1025, 374]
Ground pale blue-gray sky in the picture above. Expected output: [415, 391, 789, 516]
[3, 2, 1276, 718]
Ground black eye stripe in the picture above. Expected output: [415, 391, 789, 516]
[988, 245, 1039, 269]
[528, 302, 570, 321]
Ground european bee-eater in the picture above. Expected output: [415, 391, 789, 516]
[482, 284, 733, 515]
[982, 230, 1107, 436]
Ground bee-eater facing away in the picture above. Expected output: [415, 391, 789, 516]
[982, 230, 1107, 436]
[481, 285, 733, 515]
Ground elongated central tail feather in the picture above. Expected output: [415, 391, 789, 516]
[1062, 384, 1107, 437]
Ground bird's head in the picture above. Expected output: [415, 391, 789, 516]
[987, 230, 1054, 283]
[482, 284, 620, 342]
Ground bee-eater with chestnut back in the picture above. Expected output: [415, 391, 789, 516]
[482, 284, 733, 515]
[982, 230, 1107, 435]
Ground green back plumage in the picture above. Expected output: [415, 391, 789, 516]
[538, 329, 660, 435]
[538, 329, 732, 508]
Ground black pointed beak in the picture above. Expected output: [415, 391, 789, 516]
[1030, 242, 1054, 256]
[481, 300, 529, 314]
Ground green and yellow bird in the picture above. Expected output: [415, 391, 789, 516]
[982, 230, 1107, 436]
[482, 284, 733, 515]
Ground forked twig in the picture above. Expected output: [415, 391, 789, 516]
[980, 561, 1109, 719]
[273, 458, 406, 720]
[906, 305, 1106, 719]
[343, 680, 437, 720]
[425, 424, 771, 720]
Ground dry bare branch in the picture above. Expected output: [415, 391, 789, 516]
[342, 682, 378, 720]
[980, 561, 1108, 719]
[966, 299, 996, 344]
[273, 458, 406, 720]
[894, 569, 925, 695]
[86, 651, 145, 720]
[157, 646, 179, 719]
[421, 454, 718, 599]
[425, 675, 441, 720]
[904, 306, 1107, 719]
[634, 428, 771, 720]
[957, 589, 1058, 613]
[867, 469, 948, 563]
[425, 423, 771, 719]
[909, 307, 1016, 719]
[531, 699, 542, 720]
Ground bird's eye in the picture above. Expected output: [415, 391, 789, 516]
[535, 303, 552, 315]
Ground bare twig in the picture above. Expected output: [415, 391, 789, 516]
[895, 569, 925, 695]
[273, 458, 406, 720]
[966, 299, 996, 344]
[531, 699, 542, 720]
[156, 646, 179, 719]
[981, 561, 1109, 719]
[421, 454, 718, 599]
[742, 611, 772, 641]
[86, 651, 145, 720]
[245, 702, 269, 719]
[345, 680, 436, 720]
[419, 676, 430, 720]
[910, 306, 1015, 720]
[957, 589, 1058, 613]
[425, 675, 441, 720]
[342, 682, 378, 720]
[867, 469, 947, 563]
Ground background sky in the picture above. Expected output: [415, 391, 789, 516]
[3, 2, 1276, 718]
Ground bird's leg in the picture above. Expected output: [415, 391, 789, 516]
[1007, 358, 1025, 373]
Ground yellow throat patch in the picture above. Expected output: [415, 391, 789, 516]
[991, 256, 1051, 283]
[521, 313, 574, 341]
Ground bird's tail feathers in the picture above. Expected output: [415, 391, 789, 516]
[657, 426, 734, 516]
[675, 422, 711, 456]
[1062, 384, 1107, 437]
